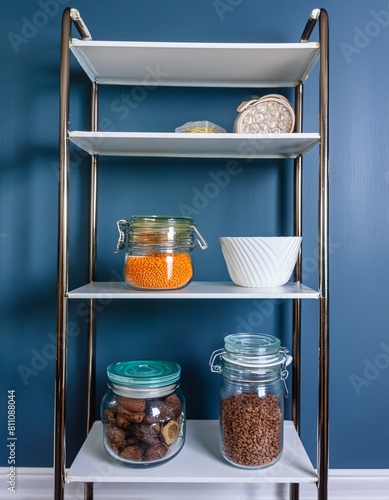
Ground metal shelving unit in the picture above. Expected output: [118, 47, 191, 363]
[55, 7, 329, 500]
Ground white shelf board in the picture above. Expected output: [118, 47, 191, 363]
[68, 281, 319, 299]
[70, 40, 320, 87]
[67, 420, 317, 484]
[69, 132, 320, 158]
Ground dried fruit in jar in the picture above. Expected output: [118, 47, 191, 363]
[120, 445, 143, 461]
[144, 442, 168, 461]
[117, 396, 146, 413]
[133, 424, 161, 446]
[117, 404, 145, 423]
[102, 392, 184, 464]
[161, 420, 180, 445]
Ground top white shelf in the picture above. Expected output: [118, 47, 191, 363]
[70, 40, 320, 87]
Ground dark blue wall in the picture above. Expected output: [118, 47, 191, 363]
[1, 0, 389, 470]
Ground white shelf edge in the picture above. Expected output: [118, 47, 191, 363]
[69, 40, 320, 87]
[66, 420, 318, 484]
[68, 281, 320, 299]
[71, 39, 320, 49]
[69, 132, 320, 159]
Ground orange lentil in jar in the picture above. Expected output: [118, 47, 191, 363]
[125, 253, 193, 289]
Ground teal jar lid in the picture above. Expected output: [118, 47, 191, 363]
[107, 360, 181, 389]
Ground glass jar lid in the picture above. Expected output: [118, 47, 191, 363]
[130, 215, 195, 231]
[224, 333, 280, 355]
[107, 360, 181, 389]
[222, 333, 286, 368]
[116, 215, 208, 252]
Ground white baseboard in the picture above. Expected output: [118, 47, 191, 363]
[1, 468, 388, 499]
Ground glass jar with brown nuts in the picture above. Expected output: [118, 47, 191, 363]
[210, 333, 292, 469]
[101, 360, 185, 467]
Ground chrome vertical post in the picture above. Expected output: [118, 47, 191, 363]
[55, 7, 72, 500]
[293, 82, 303, 433]
[290, 81, 303, 500]
[317, 9, 330, 500]
[55, 9, 93, 500]
[84, 81, 99, 500]
[297, 8, 330, 500]
[87, 81, 98, 438]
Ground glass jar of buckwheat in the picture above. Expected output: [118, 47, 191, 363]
[115, 215, 208, 290]
[101, 360, 186, 467]
[209, 333, 292, 469]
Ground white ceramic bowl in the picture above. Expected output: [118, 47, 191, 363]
[219, 236, 302, 288]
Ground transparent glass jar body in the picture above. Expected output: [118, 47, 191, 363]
[210, 333, 290, 469]
[116, 216, 207, 290]
[219, 368, 284, 469]
[124, 249, 194, 290]
[101, 361, 186, 467]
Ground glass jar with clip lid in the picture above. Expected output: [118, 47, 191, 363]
[116, 215, 208, 290]
[209, 333, 292, 469]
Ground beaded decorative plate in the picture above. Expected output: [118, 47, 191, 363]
[234, 94, 295, 134]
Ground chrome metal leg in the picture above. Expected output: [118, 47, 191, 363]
[290, 81, 303, 500]
[298, 9, 329, 500]
[84, 81, 99, 500]
[55, 8, 94, 500]
[55, 8, 72, 500]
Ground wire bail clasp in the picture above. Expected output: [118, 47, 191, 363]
[192, 225, 208, 250]
[280, 347, 291, 398]
[209, 348, 225, 373]
[115, 219, 129, 253]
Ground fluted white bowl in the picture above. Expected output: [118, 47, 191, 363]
[220, 236, 302, 288]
